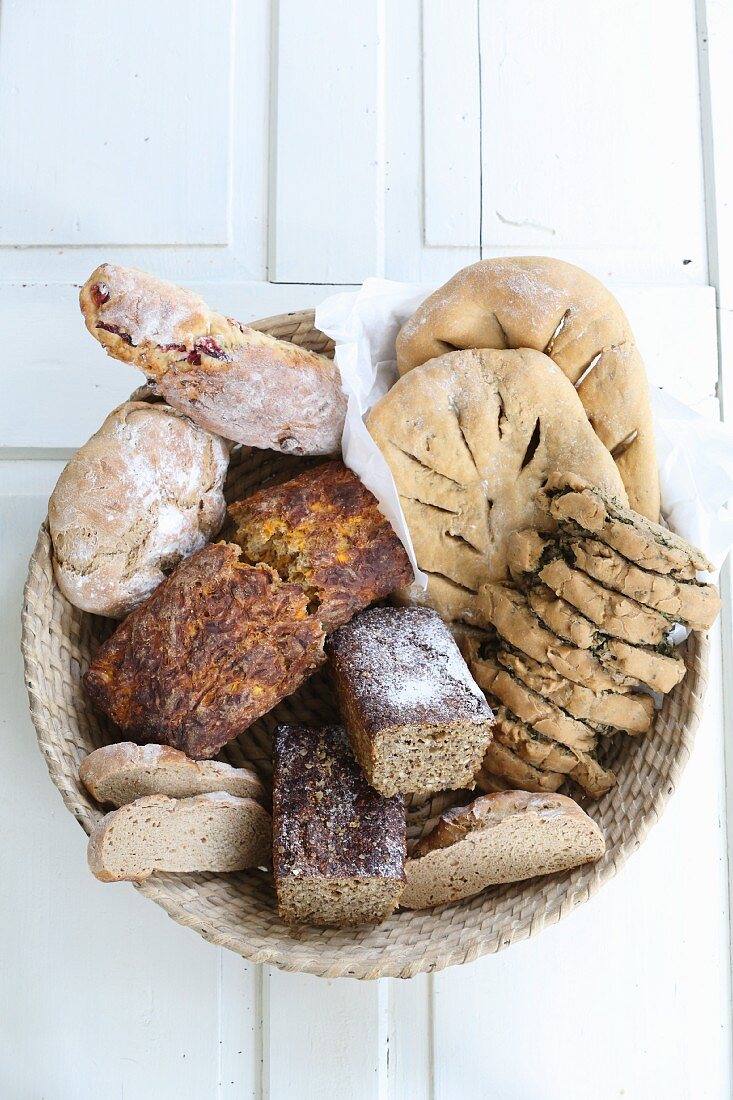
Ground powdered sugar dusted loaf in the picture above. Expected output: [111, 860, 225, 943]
[327, 606, 494, 797]
[272, 724, 406, 927]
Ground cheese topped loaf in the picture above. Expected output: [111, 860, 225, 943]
[272, 724, 406, 927]
[327, 606, 494, 797]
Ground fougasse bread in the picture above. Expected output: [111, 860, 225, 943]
[83, 543, 326, 759]
[228, 460, 412, 632]
[80, 264, 347, 456]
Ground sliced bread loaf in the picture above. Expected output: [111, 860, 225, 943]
[79, 743, 266, 807]
[87, 792, 271, 882]
[401, 790, 605, 909]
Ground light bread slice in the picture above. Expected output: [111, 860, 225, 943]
[480, 740, 564, 794]
[539, 559, 672, 646]
[401, 790, 605, 909]
[526, 584, 599, 649]
[87, 793, 271, 882]
[540, 472, 713, 577]
[79, 743, 266, 807]
[496, 649, 654, 733]
[566, 538, 721, 630]
[602, 638, 686, 694]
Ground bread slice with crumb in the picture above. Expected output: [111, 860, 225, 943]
[79, 742, 266, 807]
[87, 792, 271, 882]
[401, 790, 605, 909]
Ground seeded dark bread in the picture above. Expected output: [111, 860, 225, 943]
[272, 724, 406, 927]
[83, 543, 326, 759]
[400, 789, 605, 909]
[327, 606, 494, 797]
[228, 460, 412, 632]
[80, 264, 347, 456]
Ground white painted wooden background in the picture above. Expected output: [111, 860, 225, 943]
[1, 1, 732, 1097]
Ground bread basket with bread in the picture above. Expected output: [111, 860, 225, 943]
[22, 259, 715, 979]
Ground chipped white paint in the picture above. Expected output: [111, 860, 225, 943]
[1, 1, 731, 1097]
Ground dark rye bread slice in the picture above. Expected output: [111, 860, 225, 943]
[79, 743, 266, 807]
[83, 543, 326, 759]
[539, 559, 672, 646]
[272, 724, 406, 927]
[87, 793, 271, 882]
[327, 606, 493, 797]
[227, 460, 412, 632]
[539, 472, 714, 577]
[566, 537, 721, 630]
[400, 790, 605, 909]
[496, 649, 654, 734]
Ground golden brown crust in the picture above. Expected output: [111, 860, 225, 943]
[396, 257, 659, 518]
[228, 461, 412, 632]
[83, 543, 326, 759]
[80, 264, 347, 456]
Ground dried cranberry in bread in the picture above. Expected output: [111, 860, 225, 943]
[272, 724, 406, 927]
[327, 606, 494, 797]
[83, 543, 326, 759]
[228, 460, 412, 632]
[80, 264, 347, 456]
[401, 790, 605, 909]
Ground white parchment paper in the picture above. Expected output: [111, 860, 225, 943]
[316, 278, 733, 581]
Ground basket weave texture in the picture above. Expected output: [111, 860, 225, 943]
[21, 309, 709, 979]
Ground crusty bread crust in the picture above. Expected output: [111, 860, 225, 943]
[401, 789, 605, 909]
[83, 543, 326, 758]
[396, 257, 659, 519]
[87, 793, 271, 882]
[79, 742, 265, 806]
[229, 460, 412, 632]
[80, 264, 347, 456]
[48, 400, 229, 618]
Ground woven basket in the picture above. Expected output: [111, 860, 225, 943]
[21, 308, 709, 980]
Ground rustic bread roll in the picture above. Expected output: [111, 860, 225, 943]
[327, 606, 494, 797]
[401, 790, 605, 909]
[83, 543, 326, 759]
[228, 460, 412, 632]
[396, 256, 659, 518]
[539, 472, 713, 575]
[48, 401, 228, 618]
[87, 792, 271, 882]
[272, 724, 406, 927]
[79, 743, 266, 807]
[367, 347, 626, 622]
[80, 264, 347, 456]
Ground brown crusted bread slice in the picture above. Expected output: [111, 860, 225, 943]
[79, 743, 266, 807]
[400, 790, 605, 909]
[566, 538, 721, 630]
[602, 638, 686, 694]
[466, 653, 596, 752]
[272, 724, 406, 927]
[83, 543, 326, 759]
[489, 707, 615, 798]
[479, 740, 564, 794]
[472, 584, 635, 692]
[87, 793, 271, 882]
[540, 472, 713, 576]
[496, 649, 654, 734]
[327, 606, 493, 797]
[227, 460, 412, 632]
[539, 559, 671, 645]
[80, 264, 347, 456]
[526, 584, 600, 649]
